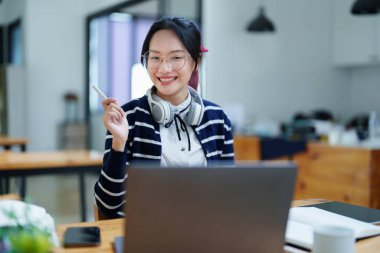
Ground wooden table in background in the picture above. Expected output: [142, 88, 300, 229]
[294, 142, 380, 209]
[0, 135, 28, 194]
[54, 199, 380, 253]
[0, 150, 103, 221]
[0, 135, 28, 151]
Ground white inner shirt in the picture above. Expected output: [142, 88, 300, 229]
[160, 92, 207, 167]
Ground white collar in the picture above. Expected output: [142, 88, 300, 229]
[173, 91, 191, 114]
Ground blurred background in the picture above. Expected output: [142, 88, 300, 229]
[1, 0, 380, 223]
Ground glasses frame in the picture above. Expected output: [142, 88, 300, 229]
[142, 50, 188, 71]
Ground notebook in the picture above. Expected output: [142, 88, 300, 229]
[306, 201, 380, 224]
[120, 162, 297, 253]
[285, 206, 380, 250]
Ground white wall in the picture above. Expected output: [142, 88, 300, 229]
[0, 0, 25, 23]
[203, 0, 350, 123]
[349, 66, 380, 116]
[84, 0, 126, 14]
[6, 66, 26, 137]
[165, 0, 197, 19]
[21, 0, 124, 151]
[24, 0, 87, 150]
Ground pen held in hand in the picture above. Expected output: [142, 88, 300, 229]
[91, 85, 107, 100]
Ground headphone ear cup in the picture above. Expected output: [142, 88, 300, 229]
[160, 100, 174, 125]
[151, 99, 173, 124]
[186, 102, 202, 126]
[148, 90, 174, 124]
[151, 103, 165, 123]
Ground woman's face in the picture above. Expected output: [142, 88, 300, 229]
[147, 29, 196, 105]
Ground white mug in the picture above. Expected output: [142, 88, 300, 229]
[313, 225, 355, 253]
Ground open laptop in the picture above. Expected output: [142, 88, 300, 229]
[121, 162, 297, 253]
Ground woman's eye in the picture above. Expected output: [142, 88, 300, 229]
[171, 56, 184, 61]
[150, 57, 160, 61]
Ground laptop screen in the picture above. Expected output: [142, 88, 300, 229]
[123, 162, 297, 253]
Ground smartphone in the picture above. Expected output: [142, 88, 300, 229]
[63, 226, 101, 247]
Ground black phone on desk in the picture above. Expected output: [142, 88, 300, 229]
[307, 201, 380, 224]
[63, 226, 101, 247]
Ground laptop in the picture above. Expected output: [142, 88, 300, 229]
[122, 162, 297, 253]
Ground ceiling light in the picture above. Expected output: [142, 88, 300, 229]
[351, 0, 380, 15]
[247, 6, 275, 32]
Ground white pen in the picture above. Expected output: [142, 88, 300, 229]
[91, 85, 107, 100]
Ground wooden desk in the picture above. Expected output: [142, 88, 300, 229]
[0, 150, 103, 221]
[294, 142, 380, 209]
[54, 199, 380, 253]
[0, 135, 28, 151]
[55, 218, 124, 253]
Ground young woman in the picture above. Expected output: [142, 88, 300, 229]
[94, 16, 234, 218]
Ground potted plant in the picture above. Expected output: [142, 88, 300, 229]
[0, 200, 57, 253]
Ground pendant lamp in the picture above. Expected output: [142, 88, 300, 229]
[247, 6, 275, 32]
[351, 0, 380, 15]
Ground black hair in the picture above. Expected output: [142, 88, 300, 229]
[141, 16, 201, 68]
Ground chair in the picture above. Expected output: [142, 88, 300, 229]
[94, 203, 109, 221]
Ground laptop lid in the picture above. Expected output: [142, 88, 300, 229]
[124, 162, 297, 253]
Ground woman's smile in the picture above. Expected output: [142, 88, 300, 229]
[158, 76, 178, 85]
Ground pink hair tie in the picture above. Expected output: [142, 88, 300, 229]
[201, 45, 209, 53]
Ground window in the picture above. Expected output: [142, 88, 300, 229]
[88, 14, 154, 114]
[0, 26, 4, 65]
[7, 19, 23, 65]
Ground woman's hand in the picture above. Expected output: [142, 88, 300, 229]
[102, 98, 129, 151]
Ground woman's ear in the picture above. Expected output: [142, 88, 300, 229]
[193, 57, 201, 72]
[188, 70, 199, 90]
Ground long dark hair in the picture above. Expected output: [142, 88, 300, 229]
[141, 16, 202, 89]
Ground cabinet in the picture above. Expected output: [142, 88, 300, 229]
[294, 143, 380, 209]
[234, 136, 261, 161]
[60, 122, 87, 150]
[332, 0, 380, 66]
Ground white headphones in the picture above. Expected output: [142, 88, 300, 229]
[146, 86, 204, 126]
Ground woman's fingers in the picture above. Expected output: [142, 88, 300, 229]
[109, 103, 125, 117]
[107, 104, 124, 119]
[100, 98, 129, 143]
[102, 98, 125, 119]
[102, 98, 117, 111]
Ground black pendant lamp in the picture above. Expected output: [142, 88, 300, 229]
[351, 0, 380, 15]
[247, 6, 275, 32]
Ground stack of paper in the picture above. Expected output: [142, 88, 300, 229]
[285, 207, 380, 249]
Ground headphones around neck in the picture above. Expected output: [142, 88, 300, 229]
[146, 86, 205, 126]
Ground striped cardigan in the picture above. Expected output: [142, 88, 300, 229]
[94, 95, 235, 218]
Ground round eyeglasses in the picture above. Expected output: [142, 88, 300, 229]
[142, 51, 187, 71]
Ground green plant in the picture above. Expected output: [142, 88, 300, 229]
[0, 202, 53, 253]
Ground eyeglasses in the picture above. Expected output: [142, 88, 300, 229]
[142, 50, 187, 71]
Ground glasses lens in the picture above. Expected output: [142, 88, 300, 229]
[143, 51, 159, 69]
[167, 52, 186, 70]
[143, 51, 186, 70]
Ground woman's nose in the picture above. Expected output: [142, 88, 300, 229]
[158, 59, 172, 72]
